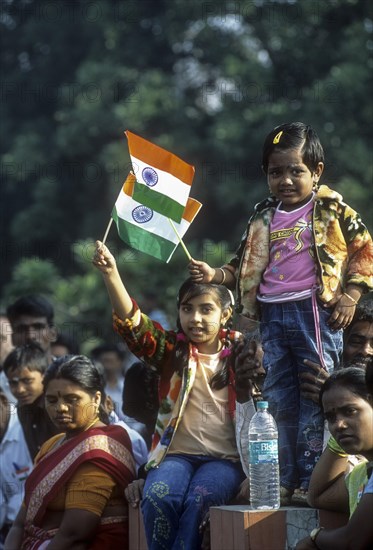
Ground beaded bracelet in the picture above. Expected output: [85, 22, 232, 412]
[343, 292, 358, 306]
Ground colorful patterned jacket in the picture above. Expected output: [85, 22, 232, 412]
[113, 302, 241, 470]
[225, 185, 373, 319]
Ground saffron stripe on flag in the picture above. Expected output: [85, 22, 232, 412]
[131, 156, 192, 211]
[126, 131, 194, 185]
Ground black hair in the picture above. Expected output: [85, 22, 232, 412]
[350, 294, 373, 324]
[262, 122, 324, 175]
[365, 357, 373, 395]
[320, 366, 371, 409]
[344, 294, 373, 344]
[52, 332, 80, 355]
[122, 360, 159, 447]
[3, 342, 48, 376]
[90, 343, 126, 362]
[174, 279, 235, 390]
[7, 295, 54, 327]
[43, 355, 110, 424]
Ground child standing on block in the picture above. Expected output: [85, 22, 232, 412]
[189, 122, 373, 504]
[93, 241, 256, 549]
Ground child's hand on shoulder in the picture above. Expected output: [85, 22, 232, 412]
[92, 240, 117, 275]
[188, 258, 216, 283]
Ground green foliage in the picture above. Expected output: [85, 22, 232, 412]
[4, 258, 60, 300]
[1, 0, 372, 345]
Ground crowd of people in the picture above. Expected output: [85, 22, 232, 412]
[1, 122, 372, 549]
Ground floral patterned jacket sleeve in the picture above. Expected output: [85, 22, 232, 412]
[314, 185, 373, 302]
[112, 299, 176, 373]
[112, 300, 187, 469]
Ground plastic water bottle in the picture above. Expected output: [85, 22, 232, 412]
[248, 400, 280, 510]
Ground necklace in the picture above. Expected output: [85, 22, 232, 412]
[84, 417, 100, 431]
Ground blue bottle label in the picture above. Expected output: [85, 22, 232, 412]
[249, 440, 278, 464]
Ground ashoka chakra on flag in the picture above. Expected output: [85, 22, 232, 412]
[132, 205, 153, 224]
[142, 166, 158, 187]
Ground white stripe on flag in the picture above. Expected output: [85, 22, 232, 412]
[130, 155, 191, 206]
[115, 192, 190, 245]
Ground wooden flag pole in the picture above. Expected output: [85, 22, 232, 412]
[168, 218, 192, 261]
[102, 218, 113, 245]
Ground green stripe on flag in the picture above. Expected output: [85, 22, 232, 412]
[132, 180, 184, 223]
[112, 208, 176, 262]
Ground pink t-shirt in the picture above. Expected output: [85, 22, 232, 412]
[259, 198, 317, 296]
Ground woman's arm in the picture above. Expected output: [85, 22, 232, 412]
[4, 505, 26, 550]
[307, 445, 349, 513]
[296, 493, 373, 549]
[47, 463, 125, 549]
[93, 240, 133, 319]
[45, 509, 100, 549]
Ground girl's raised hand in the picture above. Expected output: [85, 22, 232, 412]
[92, 240, 117, 275]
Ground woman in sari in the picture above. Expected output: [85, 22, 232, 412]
[5, 355, 136, 550]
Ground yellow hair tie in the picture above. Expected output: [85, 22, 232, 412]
[273, 131, 283, 144]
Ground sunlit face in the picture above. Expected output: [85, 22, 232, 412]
[11, 315, 57, 358]
[6, 366, 44, 406]
[50, 344, 70, 358]
[323, 385, 373, 460]
[343, 321, 373, 369]
[267, 148, 323, 211]
[45, 378, 101, 436]
[179, 293, 231, 354]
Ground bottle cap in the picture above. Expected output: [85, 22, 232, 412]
[257, 401, 268, 409]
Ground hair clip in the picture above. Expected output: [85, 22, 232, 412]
[273, 130, 283, 144]
[227, 288, 235, 306]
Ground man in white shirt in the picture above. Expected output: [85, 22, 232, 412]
[0, 388, 33, 547]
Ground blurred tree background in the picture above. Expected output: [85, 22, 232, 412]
[1, 0, 372, 351]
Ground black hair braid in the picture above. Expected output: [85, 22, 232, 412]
[173, 334, 190, 378]
[210, 317, 234, 390]
[98, 401, 110, 425]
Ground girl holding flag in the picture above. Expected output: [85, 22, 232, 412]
[93, 240, 255, 550]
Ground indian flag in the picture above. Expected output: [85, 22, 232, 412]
[125, 130, 195, 223]
[112, 173, 202, 262]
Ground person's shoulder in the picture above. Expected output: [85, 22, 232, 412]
[253, 195, 278, 213]
[19, 394, 44, 411]
[35, 433, 65, 461]
[100, 422, 132, 441]
[315, 184, 344, 204]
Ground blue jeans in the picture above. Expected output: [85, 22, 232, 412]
[260, 298, 342, 490]
[141, 454, 245, 549]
